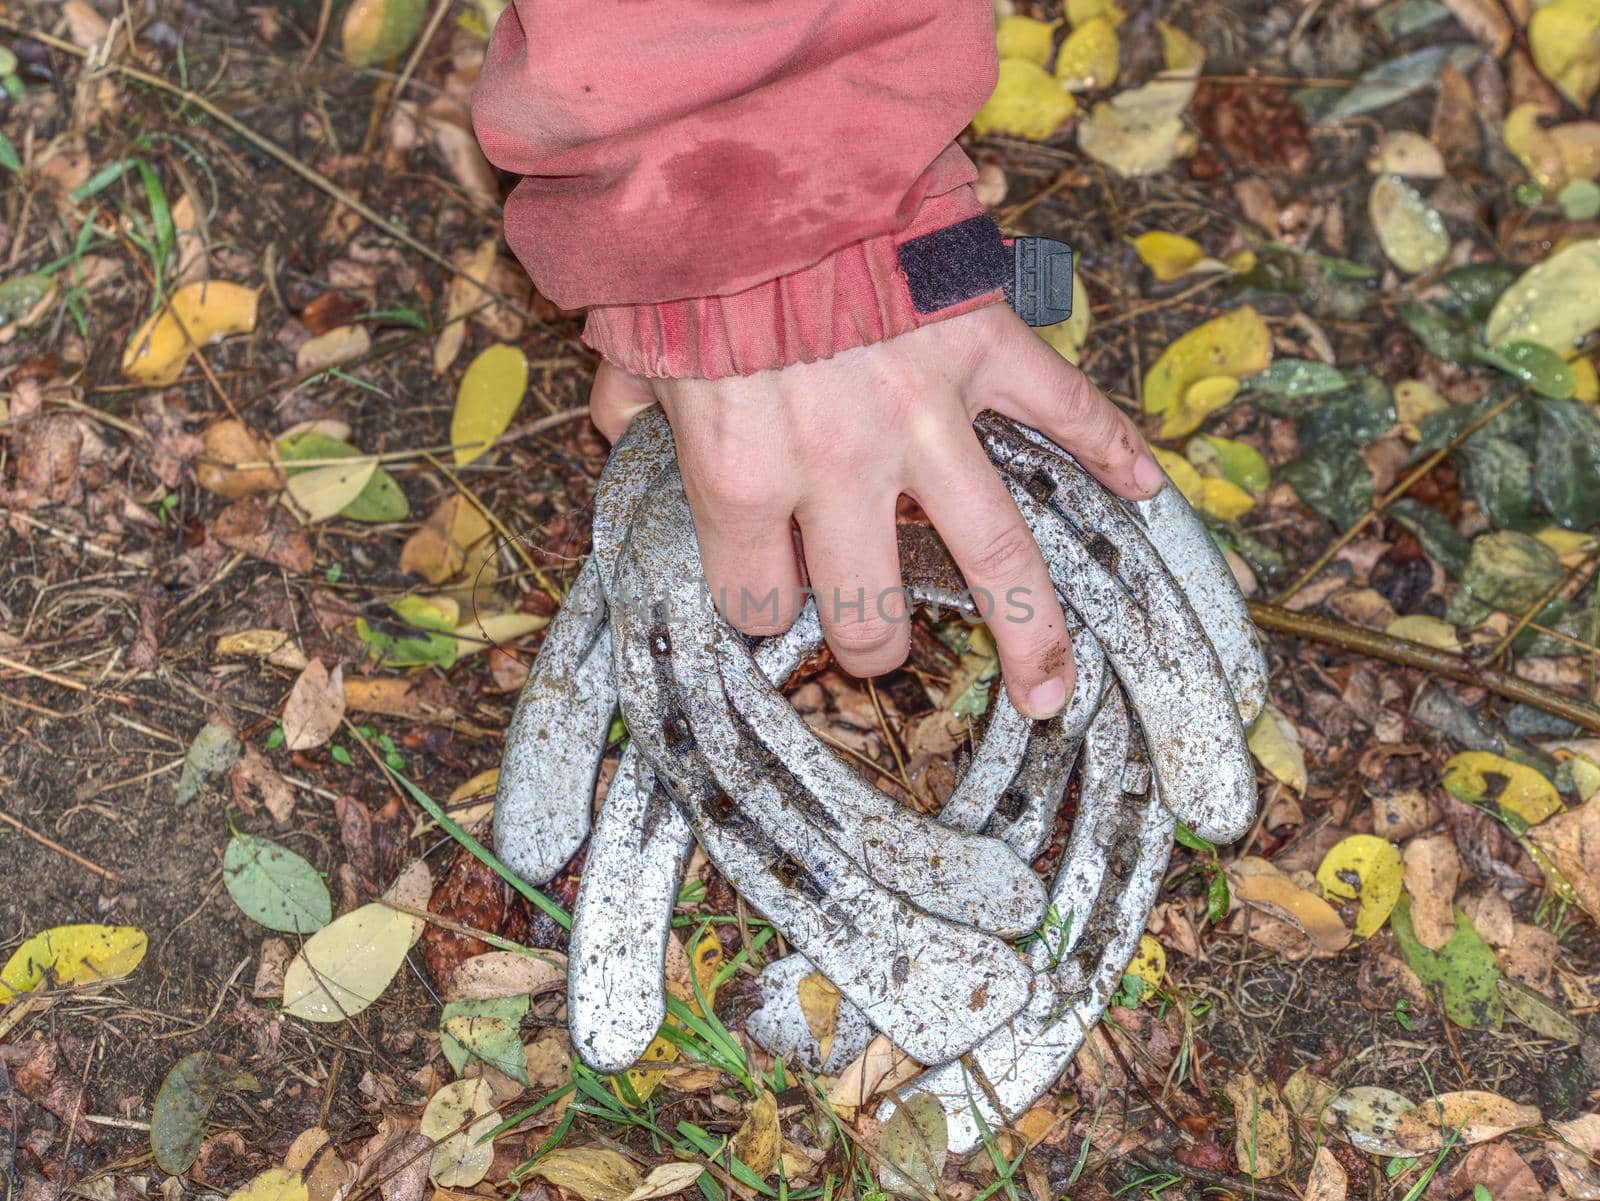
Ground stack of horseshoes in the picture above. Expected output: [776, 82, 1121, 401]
[494, 401, 1267, 1155]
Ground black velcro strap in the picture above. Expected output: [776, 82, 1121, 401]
[896, 215, 1009, 314]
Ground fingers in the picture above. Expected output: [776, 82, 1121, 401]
[796, 494, 910, 678]
[910, 425, 1075, 720]
[589, 361, 659, 443]
[975, 313, 1164, 501]
[681, 476, 805, 637]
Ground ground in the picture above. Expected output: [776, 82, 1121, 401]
[2, 1, 1600, 1200]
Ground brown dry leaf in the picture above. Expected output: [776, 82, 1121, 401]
[122, 281, 259, 387]
[283, 1129, 330, 1174]
[434, 240, 497, 377]
[622, 1163, 704, 1201]
[796, 970, 841, 1065]
[61, 1, 110, 47]
[527, 1149, 642, 1201]
[827, 1035, 920, 1117]
[212, 497, 314, 573]
[214, 629, 308, 671]
[1283, 1067, 1337, 1120]
[1452, 1142, 1541, 1201]
[254, 937, 290, 998]
[402, 496, 492, 584]
[230, 747, 295, 825]
[447, 950, 567, 1002]
[6, 413, 84, 508]
[423, 97, 500, 212]
[1529, 795, 1600, 918]
[1548, 1114, 1600, 1200]
[1223, 1071, 1293, 1177]
[296, 325, 371, 375]
[1370, 789, 1434, 842]
[1226, 857, 1351, 956]
[1392, 1091, 1542, 1151]
[729, 1088, 780, 1179]
[196, 420, 281, 499]
[1402, 835, 1461, 950]
[282, 660, 345, 751]
[1303, 1146, 1346, 1201]
[1442, 0, 1512, 54]
[343, 675, 452, 720]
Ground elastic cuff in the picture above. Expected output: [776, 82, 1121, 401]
[582, 187, 1006, 380]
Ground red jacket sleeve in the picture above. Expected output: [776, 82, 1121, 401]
[471, 1, 1001, 379]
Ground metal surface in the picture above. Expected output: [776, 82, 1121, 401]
[495, 404, 1262, 1148]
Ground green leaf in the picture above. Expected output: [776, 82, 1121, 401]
[1454, 436, 1541, 532]
[0, 130, 19, 175]
[1193, 434, 1271, 493]
[1485, 239, 1600, 352]
[1206, 871, 1230, 925]
[1498, 976, 1581, 1043]
[441, 996, 530, 1083]
[1173, 821, 1216, 854]
[177, 721, 241, 805]
[1389, 894, 1503, 1030]
[1244, 358, 1351, 398]
[151, 1052, 259, 1174]
[275, 431, 407, 523]
[1318, 45, 1481, 123]
[1471, 341, 1576, 399]
[1534, 398, 1600, 530]
[1280, 444, 1374, 529]
[1298, 375, 1396, 451]
[356, 596, 459, 668]
[0, 274, 53, 325]
[1387, 499, 1471, 577]
[223, 833, 332, 934]
[1400, 302, 1475, 362]
[1440, 263, 1519, 322]
[1449, 530, 1563, 624]
[1560, 180, 1600, 221]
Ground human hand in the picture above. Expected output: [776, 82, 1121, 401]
[588, 302, 1164, 719]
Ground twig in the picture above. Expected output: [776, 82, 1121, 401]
[1249, 602, 1600, 732]
[0, 809, 120, 881]
[1274, 387, 1528, 603]
[422, 450, 563, 604]
[1484, 542, 1600, 665]
[382, 0, 454, 127]
[0, 651, 135, 703]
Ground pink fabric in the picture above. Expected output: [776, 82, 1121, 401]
[471, 0, 998, 378]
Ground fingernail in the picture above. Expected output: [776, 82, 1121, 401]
[1133, 453, 1165, 496]
[1020, 674, 1069, 719]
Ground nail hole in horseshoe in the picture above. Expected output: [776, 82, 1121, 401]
[662, 710, 693, 751]
[1026, 469, 1057, 503]
[649, 625, 672, 658]
[1083, 531, 1120, 574]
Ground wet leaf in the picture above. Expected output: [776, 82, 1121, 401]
[530, 1148, 644, 1201]
[1297, 375, 1396, 451]
[1370, 175, 1450, 274]
[448, 949, 567, 1002]
[1126, 933, 1166, 994]
[1227, 858, 1351, 954]
[0, 274, 56, 329]
[1450, 530, 1563, 620]
[1472, 341, 1576, 399]
[1393, 1090, 1541, 1151]
[1400, 301, 1475, 363]
[1387, 499, 1470, 576]
[1224, 1070, 1293, 1177]
[177, 720, 242, 804]
[1535, 397, 1600, 529]
[0, 924, 147, 1002]
[227, 1168, 308, 1201]
[995, 15, 1059, 66]
[1329, 1086, 1415, 1157]
[1316, 835, 1403, 938]
[1244, 358, 1350, 397]
[1280, 443, 1374, 530]
[1442, 263, 1519, 321]
[357, 596, 460, 669]
[281, 902, 416, 1022]
[1054, 17, 1118, 91]
[1318, 45, 1481, 124]
[1077, 24, 1201, 175]
[1144, 306, 1272, 423]
[1484, 239, 1600, 352]
[223, 833, 331, 934]
[440, 996, 529, 1082]
[1132, 232, 1234, 282]
[452, 343, 527, 466]
[1161, 375, 1239, 439]
[1367, 130, 1446, 177]
[796, 970, 841, 1064]
[1390, 895, 1504, 1030]
[1402, 835, 1462, 950]
[276, 431, 407, 523]
[1248, 705, 1307, 794]
[151, 1051, 257, 1174]
[1499, 976, 1582, 1042]
[122, 280, 258, 387]
[1304, 1146, 1348, 1201]
[973, 59, 1077, 140]
[1189, 433, 1270, 493]
[1443, 751, 1563, 824]
[422, 1077, 500, 1188]
[730, 1088, 780, 1178]
[1529, 794, 1600, 918]
[1529, 0, 1600, 109]
[1385, 615, 1462, 652]
[1196, 477, 1255, 520]
[1454, 436, 1539, 532]
[284, 457, 379, 525]
[342, 0, 426, 66]
[880, 1092, 949, 1197]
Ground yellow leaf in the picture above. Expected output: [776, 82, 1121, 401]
[0, 924, 147, 1003]
[1366, 130, 1446, 178]
[1369, 174, 1450, 275]
[342, 0, 427, 66]
[1223, 1071, 1294, 1178]
[1197, 477, 1254, 521]
[1506, 104, 1576, 190]
[531, 1149, 643, 1201]
[1247, 704, 1306, 794]
[1315, 834, 1403, 938]
[281, 903, 415, 1021]
[1160, 375, 1240, 439]
[1572, 354, 1599, 401]
[1125, 933, 1165, 996]
[122, 281, 259, 386]
[1395, 379, 1449, 440]
[995, 15, 1058, 66]
[1529, 0, 1600, 110]
[1143, 306, 1272, 418]
[453, 611, 550, 658]
[435, 239, 498, 377]
[227, 1169, 308, 1201]
[284, 457, 379, 525]
[729, 1089, 781, 1179]
[1392, 1091, 1541, 1151]
[1152, 447, 1203, 505]
[796, 971, 841, 1064]
[452, 343, 527, 466]
[1132, 232, 1207, 282]
[1226, 858, 1351, 954]
[1536, 525, 1599, 562]
[422, 1078, 500, 1188]
[1384, 614, 1462, 652]
[1442, 751, 1563, 824]
[1035, 274, 1092, 364]
[1067, 0, 1125, 26]
[1054, 17, 1119, 91]
[972, 59, 1077, 140]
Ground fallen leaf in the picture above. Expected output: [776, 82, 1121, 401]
[452, 343, 527, 466]
[1548, 1114, 1600, 1200]
[447, 950, 567, 1002]
[972, 59, 1076, 140]
[1125, 933, 1166, 995]
[1451, 1143, 1541, 1201]
[441, 999, 528, 1083]
[1390, 896, 1504, 1029]
[1530, 795, 1600, 918]
[1226, 858, 1350, 955]
[215, 629, 307, 670]
[1384, 615, 1461, 652]
[1054, 17, 1118, 91]
[730, 1088, 780, 1179]
[177, 720, 242, 804]
[1132, 232, 1239, 282]
[1393, 1090, 1541, 1151]
[1402, 835, 1461, 950]
[284, 456, 380, 525]
[435, 240, 498, 377]
[0, 924, 147, 1002]
[421, 1077, 499, 1188]
[122, 280, 258, 386]
[1329, 1086, 1415, 1157]
[1248, 704, 1307, 794]
[1367, 130, 1447, 177]
[296, 325, 371, 374]
[1224, 1071, 1293, 1177]
[623, 1163, 706, 1201]
[212, 497, 314, 574]
[150, 1051, 256, 1175]
[1442, 751, 1563, 824]
[1143, 306, 1272, 426]
[1529, 0, 1600, 109]
[343, 0, 427, 66]
[196, 420, 281, 498]
[281, 903, 416, 1021]
[227, 1169, 309, 1201]
[1485, 239, 1600, 352]
[223, 833, 332, 934]
[1304, 1146, 1347, 1201]
[995, 15, 1059, 66]
[1370, 175, 1450, 275]
[1316, 834, 1403, 939]
[828, 1034, 922, 1116]
[282, 660, 345, 751]
[880, 1092, 949, 1197]
[796, 970, 841, 1064]
[1078, 23, 1202, 176]
[230, 747, 296, 825]
[528, 1148, 643, 1201]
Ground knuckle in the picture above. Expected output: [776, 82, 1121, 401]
[968, 528, 1037, 584]
[826, 620, 907, 671]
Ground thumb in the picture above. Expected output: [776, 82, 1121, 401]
[589, 361, 659, 444]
